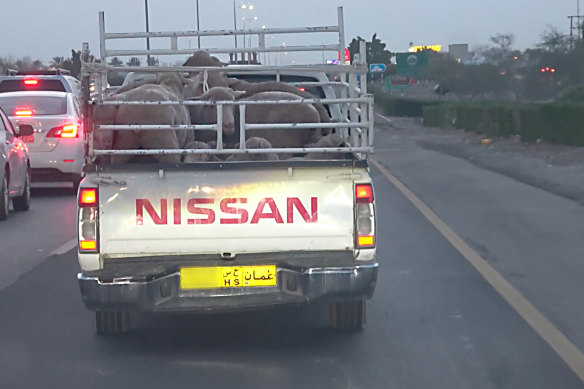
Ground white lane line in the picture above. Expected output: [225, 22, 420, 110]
[50, 238, 77, 256]
[375, 113, 392, 123]
[370, 157, 584, 384]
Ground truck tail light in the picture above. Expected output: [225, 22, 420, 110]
[78, 187, 99, 253]
[355, 184, 375, 249]
[46, 123, 78, 138]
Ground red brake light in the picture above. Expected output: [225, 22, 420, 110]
[356, 184, 373, 203]
[298, 87, 306, 92]
[46, 124, 78, 138]
[79, 188, 98, 207]
[14, 108, 32, 117]
[23, 79, 38, 86]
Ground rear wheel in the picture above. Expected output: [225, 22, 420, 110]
[94, 311, 131, 335]
[0, 175, 9, 221]
[12, 170, 31, 211]
[329, 300, 366, 330]
[72, 175, 82, 193]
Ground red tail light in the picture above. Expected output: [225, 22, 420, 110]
[78, 187, 99, 253]
[14, 108, 32, 117]
[298, 87, 306, 92]
[79, 188, 98, 207]
[23, 79, 38, 86]
[46, 124, 78, 138]
[355, 183, 375, 249]
[355, 184, 373, 203]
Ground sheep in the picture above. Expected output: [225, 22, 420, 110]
[239, 91, 322, 148]
[183, 141, 220, 163]
[93, 84, 190, 164]
[226, 137, 279, 161]
[183, 70, 230, 99]
[228, 78, 332, 126]
[302, 133, 348, 160]
[183, 51, 227, 68]
[188, 87, 238, 144]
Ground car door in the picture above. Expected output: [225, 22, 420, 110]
[0, 110, 25, 194]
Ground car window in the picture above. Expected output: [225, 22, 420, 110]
[0, 79, 67, 93]
[0, 96, 67, 116]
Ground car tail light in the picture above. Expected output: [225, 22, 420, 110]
[355, 184, 375, 249]
[78, 187, 99, 253]
[298, 87, 306, 92]
[23, 79, 38, 86]
[14, 108, 32, 117]
[46, 124, 78, 138]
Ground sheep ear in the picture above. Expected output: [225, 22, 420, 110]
[233, 90, 247, 99]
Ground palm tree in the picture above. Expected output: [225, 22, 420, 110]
[109, 57, 123, 67]
[126, 57, 141, 67]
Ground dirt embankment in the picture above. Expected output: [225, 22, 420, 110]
[376, 115, 584, 206]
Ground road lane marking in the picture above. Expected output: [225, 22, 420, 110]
[370, 157, 584, 383]
[375, 113, 392, 124]
[50, 238, 77, 256]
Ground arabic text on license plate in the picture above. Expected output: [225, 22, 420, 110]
[180, 265, 277, 289]
[21, 135, 34, 143]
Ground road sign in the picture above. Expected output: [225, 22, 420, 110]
[370, 63, 387, 73]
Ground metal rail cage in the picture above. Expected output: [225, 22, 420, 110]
[80, 6, 373, 163]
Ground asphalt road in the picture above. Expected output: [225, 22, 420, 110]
[0, 126, 583, 388]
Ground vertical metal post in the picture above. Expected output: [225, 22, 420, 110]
[233, 0, 238, 48]
[359, 40, 368, 94]
[216, 104, 224, 150]
[196, 0, 201, 49]
[98, 12, 108, 101]
[337, 6, 346, 64]
[145, 0, 151, 66]
[98, 12, 107, 64]
[368, 97, 375, 149]
[239, 105, 247, 150]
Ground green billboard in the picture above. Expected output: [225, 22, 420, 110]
[395, 51, 429, 80]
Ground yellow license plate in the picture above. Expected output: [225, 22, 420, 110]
[180, 265, 277, 290]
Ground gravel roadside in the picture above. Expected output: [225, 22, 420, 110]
[376, 114, 584, 206]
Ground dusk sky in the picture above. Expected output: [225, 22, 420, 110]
[0, 0, 579, 64]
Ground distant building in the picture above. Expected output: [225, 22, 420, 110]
[448, 44, 472, 63]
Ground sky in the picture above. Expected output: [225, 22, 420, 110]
[0, 0, 579, 65]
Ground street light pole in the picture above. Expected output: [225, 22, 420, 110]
[196, 0, 201, 49]
[144, 0, 151, 66]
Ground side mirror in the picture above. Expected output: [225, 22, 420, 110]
[18, 124, 34, 137]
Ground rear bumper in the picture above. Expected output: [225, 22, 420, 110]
[78, 263, 378, 313]
[29, 141, 84, 177]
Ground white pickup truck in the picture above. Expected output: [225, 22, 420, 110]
[76, 7, 378, 334]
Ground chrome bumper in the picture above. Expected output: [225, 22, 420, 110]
[78, 263, 378, 313]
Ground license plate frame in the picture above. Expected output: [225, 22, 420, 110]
[180, 265, 277, 290]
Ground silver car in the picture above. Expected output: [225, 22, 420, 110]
[0, 106, 32, 220]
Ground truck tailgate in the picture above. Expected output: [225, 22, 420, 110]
[97, 167, 361, 258]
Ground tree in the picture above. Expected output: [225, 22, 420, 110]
[347, 34, 393, 65]
[127, 57, 141, 67]
[147, 57, 159, 66]
[368, 33, 393, 64]
[50, 56, 65, 68]
[536, 25, 570, 54]
[109, 57, 123, 67]
[483, 33, 515, 66]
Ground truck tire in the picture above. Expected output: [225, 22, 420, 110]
[0, 175, 9, 221]
[12, 170, 31, 211]
[94, 311, 131, 335]
[72, 175, 82, 193]
[329, 300, 366, 330]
